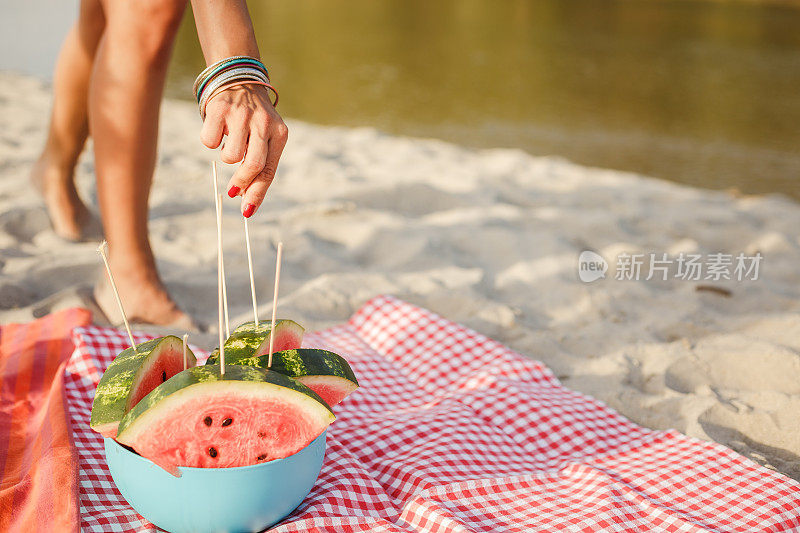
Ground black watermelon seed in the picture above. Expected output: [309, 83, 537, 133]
[208, 447, 218, 458]
[222, 418, 232, 427]
[257, 453, 267, 461]
[161, 371, 167, 382]
[203, 416, 212, 426]
[257, 431, 266, 439]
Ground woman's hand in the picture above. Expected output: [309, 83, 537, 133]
[200, 84, 288, 217]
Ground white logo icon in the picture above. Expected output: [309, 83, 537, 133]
[578, 251, 608, 283]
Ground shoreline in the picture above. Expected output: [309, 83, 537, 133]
[1, 71, 799, 481]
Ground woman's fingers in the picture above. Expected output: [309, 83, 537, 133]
[202, 85, 288, 214]
[240, 126, 288, 217]
[200, 112, 225, 149]
[219, 112, 250, 164]
[239, 120, 288, 217]
[225, 128, 268, 197]
[240, 165, 274, 218]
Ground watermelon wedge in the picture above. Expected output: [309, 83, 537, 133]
[91, 336, 196, 438]
[205, 319, 304, 365]
[226, 349, 358, 406]
[116, 365, 335, 474]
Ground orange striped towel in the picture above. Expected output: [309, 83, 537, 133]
[0, 308, 92, 533]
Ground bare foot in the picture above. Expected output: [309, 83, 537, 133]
[94, 266, 198, 330]
[31, 155, 91, 241]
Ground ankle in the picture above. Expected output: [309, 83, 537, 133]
[107, 250, 159, 284]
[38, 143, 81, 178]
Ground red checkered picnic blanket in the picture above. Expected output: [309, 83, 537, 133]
[65, 295, 800, 532]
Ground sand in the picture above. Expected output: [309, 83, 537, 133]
[1, 72, 799, 481]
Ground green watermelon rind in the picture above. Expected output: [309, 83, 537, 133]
[116, 364, 335, 442]
[215, 348, 359, 405]
[205, 319, 305, 365]
[235, 348, 357, 384]
[90, 335, 196, 436]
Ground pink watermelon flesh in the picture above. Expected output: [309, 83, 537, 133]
[130, 395, 320, 472]
[116, 367, 335, 474]
[297, 375, 359, 406]
[91, 336, 195, 439]
[305, 383, 346, 406]
[266, 329, 303, 354]
[94, 423, 120, 439]
[126, 348, 184, 410]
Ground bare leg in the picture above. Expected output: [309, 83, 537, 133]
[32, 0, 104, 241]
[91, 0, 194, 328]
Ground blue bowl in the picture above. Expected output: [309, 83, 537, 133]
[104, 431, 326, 533]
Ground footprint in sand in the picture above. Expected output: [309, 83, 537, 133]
[0, 207, 50, 243]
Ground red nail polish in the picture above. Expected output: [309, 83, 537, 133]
[243, 203, 256, 218]
[227, 186, 240, 198]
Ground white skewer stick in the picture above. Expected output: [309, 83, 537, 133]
[221, 249, 230, 337]
[211, 162, 230, 337]
[267, 242, 283, 368]
[216, 192, 226, 375]
[182, 333, 189, 371]
[244, 218, 259, 327]
[97, 241, 137, 353]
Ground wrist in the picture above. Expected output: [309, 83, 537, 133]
[195, 56, 279, 119]
[194, 56, 269, 100]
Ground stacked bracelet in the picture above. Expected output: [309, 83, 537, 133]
[193, 56, 279, 119]
[193, 56, 268, 98]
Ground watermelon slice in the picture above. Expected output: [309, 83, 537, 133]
[91, 336, 196, 438]
[226, 348, 358, 406]
[116, 365, 335, 474]
[205, 319, 304, 365]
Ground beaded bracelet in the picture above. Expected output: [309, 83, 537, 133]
[194, 55, 252, 89]
[197, 67, 269, 110]
[195, 63, 269, 103]
[194, 57, 277, 118]
[193, 56, 270, 101]
[194, 56, 267, 90]
[194, 55, 280, 119]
